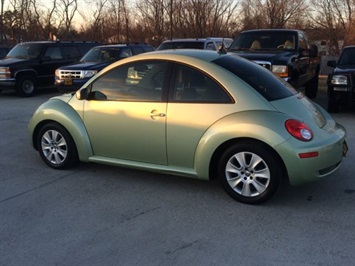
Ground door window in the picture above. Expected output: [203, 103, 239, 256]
[90, 60, 168, 102]
[169, 64, 232, 103]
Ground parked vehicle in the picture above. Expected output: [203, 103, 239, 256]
[0, 41, 100, 96]
[28, 50, 347, 204]
[157, 38, 233, 51]
[228, 29, 320, 98]
[327, 45, 355, 112]
[55, 43, 155, 93]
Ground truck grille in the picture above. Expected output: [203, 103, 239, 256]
[253, 60, 272, 70]
[58, 70, 83, 79]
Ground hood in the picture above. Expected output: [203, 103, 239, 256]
[231, 50, 296, 63]
[0, 57, 33, 66]
[59, 61, 111, 71]
[334, 65, 355, 74]
[270, 93, 326, 129]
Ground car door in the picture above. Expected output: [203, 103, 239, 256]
[83, 60, 170, 165]
[166, 63, 234, 169]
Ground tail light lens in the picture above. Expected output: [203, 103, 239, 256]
[285, 119, 313, 141]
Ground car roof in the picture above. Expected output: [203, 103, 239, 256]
[115, 49, 227, 64]
[162, 38, 232, 43]
[241, 29, 302, 34]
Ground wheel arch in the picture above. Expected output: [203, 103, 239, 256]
[208, 138, 288, 183]
[29, 99, 93, 162]
[193, 111, 291, 182]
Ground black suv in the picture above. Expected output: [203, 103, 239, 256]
[0, 41, 100, 96]
[55, 43, 155, 93]
[327, 45, 355, 112]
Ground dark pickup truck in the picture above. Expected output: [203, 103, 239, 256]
[228, 29, 320, 98]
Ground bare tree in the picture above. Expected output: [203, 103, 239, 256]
[240, 0, 307, 29]
[56, 0, 78, 39]
[309, 0, 355, 54]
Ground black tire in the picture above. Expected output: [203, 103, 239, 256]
[305, 74, 319, 99]
[218, 141, 282, 204]
[327, 100, 339, 113]
[16, 75, 36, 97]
[37, 123, 79, 169]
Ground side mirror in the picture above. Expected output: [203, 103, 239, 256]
[76, 88, 88, 100]
[309, 44, 318, 58]
[327, 60, 336, 68]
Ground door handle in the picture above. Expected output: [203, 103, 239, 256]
[150, 110, 166, 120]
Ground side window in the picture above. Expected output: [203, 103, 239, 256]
[90, 60, 168, 102]
[206, 42, 215, 50]
[170, 64, 231, 103]
[131, 46, 144, 55]
[44, 46, 63, 59]
[298, 33, 308, 50]
[119, 48, 132, 58]
[62, 46, 81, 59]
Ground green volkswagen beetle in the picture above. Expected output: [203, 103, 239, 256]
[28, 49, 348, 204]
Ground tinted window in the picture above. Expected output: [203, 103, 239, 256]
[205, 42, 215, 50]
[90, 60, 168, 102]
[338, 47, 355, 66]
[44, 46, 63, 59]
[158, 41, 205, 50]
[143, 46, 155, 52]
[7, 43, 43, 59]
[81, 47, 121, 62]
[131, 46, 144, 55]
[213, 54, 297, 101]
[62, 46, 81, 59]
[169, 64, 232, 103]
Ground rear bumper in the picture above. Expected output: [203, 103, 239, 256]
[276, 122, 347, 186]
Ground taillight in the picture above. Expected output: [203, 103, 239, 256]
[285, 119, 313, 141]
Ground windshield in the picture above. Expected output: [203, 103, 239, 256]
[6, 43, 43, 59]
[338, 47, 355, 66]
[229, 32, 297, 51]
[213, 54, 297, 101]
[81, 47, 121, 62]
[158, 41, 205, 50]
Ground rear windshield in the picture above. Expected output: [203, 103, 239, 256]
[338, 47, 355, 66]
[158, 41, 205, 50]
[213, 54, 297, 101]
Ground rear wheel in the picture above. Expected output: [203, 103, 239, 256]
[218, 141, 282, 204]
[305, 74, 319, 99]
[37, 123, 78, 169]
[16, 75, 36, 97]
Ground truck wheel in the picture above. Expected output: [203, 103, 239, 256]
[16, 75, 36, 97]
[305, 74, 319, 99]
[218, 141, 281, 204]
[327, 100, 339, 113]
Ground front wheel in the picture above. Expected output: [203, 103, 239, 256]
[305, 74, 319, 99]
[37, 123, 79, 169]
[218, 141, 282, 204]
[16, 75, 36, 97]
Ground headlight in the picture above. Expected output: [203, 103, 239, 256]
[55, 69, 60, 78]
[83, 70, 97, 78]
[331, 75, 348, 85]
[0, 67, 11, 78]
[272, 65, 288, 78]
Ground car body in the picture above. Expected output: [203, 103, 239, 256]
[55, 43, 155, 93]
[327, 45, 355, 112]
[157, 38, 233, 51]
[28, 50, 347, 204]
[0, 41, 100, 96]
